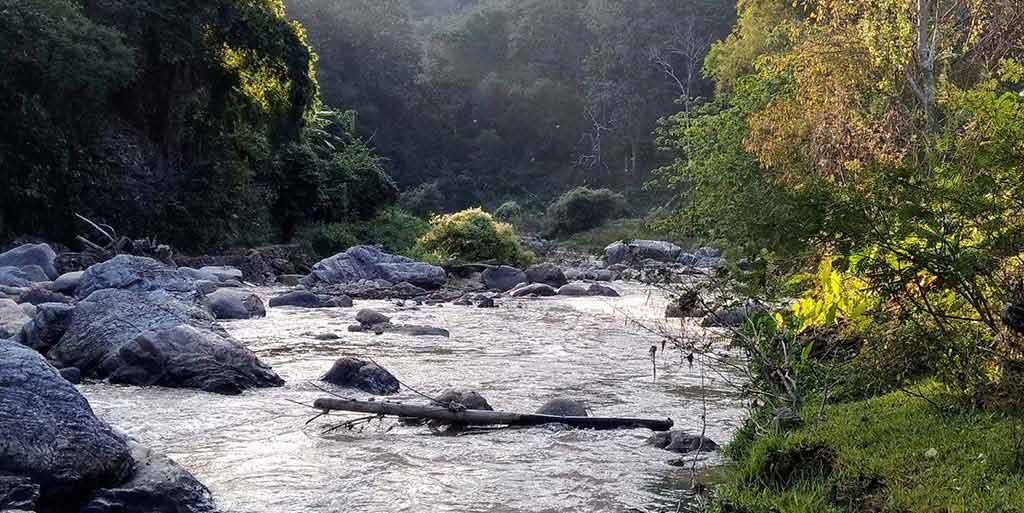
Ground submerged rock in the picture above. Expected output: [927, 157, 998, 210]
[268, 290, 352, 309]
[49, 288, 283, 394]
[0, 341, 132, 510]
[587, 283, 620, 297]
[510, 283, 558, 297]
[526, 263, 568, 288]
[0, 243, 58, 280]
[557, 283, 590, 296]
[203, 289, 266, 320]
[76, 255, 196, 299]
[321, 357, 400, 395]
[481, 265, 527, 292]
[302, 246, 446, 290]
[646, 430, 718, 454]
[536, 398, 588, 417]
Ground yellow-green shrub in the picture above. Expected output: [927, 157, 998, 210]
[414, 208, 534, 267]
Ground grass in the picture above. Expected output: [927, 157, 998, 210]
[555, 218, 692, 254]
[712, 384, 1024, 513]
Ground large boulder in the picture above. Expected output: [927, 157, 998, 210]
[268, 290, 352, 309]
[0, 243, 58, 280]
[0, 299, 30, 339]
[536, 398, 588, 417]
[587, 283, 620, 297]
[605, 240, 682, 265]
[646, 430, 718, 454]
[557, 283, 590, 297]
[525, 263, 568, 288]
[17, 286, 73, 306]
[203, 289, 266, 320]
[76, 255, 196, 299]
[605, 242, 630, 266]
[481, 266, 527, 292]
[0, 266, 40, 288]
[198, 266, 244, 283]
[302, 246, 446, 290]
[355, 309, 391, 327]
[509, 283, 558, 297]
[18, 302, 76, 353]
[0, 341, 132, 510]
[320, 357, 400, 395]
[81, 442, 218, 513]
[49, 288, 283, 394]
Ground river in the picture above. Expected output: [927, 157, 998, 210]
[80, 283, 746, 513]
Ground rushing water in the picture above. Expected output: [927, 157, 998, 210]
[80, 283, 746, 513]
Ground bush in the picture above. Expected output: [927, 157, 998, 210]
[296, 207, 429, 259]
[414, 208, 534, 266]
[494, 201, 523, 223]
[544, 187, 626, 238]
[399, 182, 446, 218]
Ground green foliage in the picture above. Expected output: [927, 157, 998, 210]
[544, 187, 627, 238]
[399, 182, 447, 218]
[494, 201, 523, 223]
[414, 208, 534, 266]
[297, 208, 429, 259]
[790, 257, 876, 333]
[714, 385, 1024, 513]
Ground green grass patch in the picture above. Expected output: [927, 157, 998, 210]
[713, 385, 1024, 513]
[556, 218, 691, 254]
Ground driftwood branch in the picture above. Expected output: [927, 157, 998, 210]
[312, 398, 673, 431]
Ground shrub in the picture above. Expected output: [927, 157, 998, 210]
[414, 208, 534, 266]
[494, 201, 523, 223]
[296, 207, 429, 259]
[544, 187, 626, 238]
[399, 182, 446, 217]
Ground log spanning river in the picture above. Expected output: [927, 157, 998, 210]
[79, 283, 746, 513]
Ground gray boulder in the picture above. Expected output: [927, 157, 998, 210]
[557, 283, 590, 297]
[76, 255, 196, 299]
[587, 283, 620, 297]
[203, 289, 266, 320]
[51, 270, 85, 294]
[268, 290, 352, 309]
[82, 442, 218, 513]
[605, 242, 630, 266]
[0, 341, 132, 509]
[0, 266, 38, 288]
[321, 357, 400, 395]
[198, 266, 244, 282]
[17, 286, 73, 306]
[356, 309, 391, 327]
[49, 288, 283, 394]
[388, 325, 450, 337]
[481, 266, 527, 292]
[60, 367, 83, 384]
[178, 267, 220, 283]
[0, 243, 58, 280]
[646, 430, 718, 453]
[302, 246, 446, 289]
[606, 240, 682, 265]
[526, 263, 568, 288]
[432, 388, 493, 410]
[0, 299, 30, 339]
[0, 474, 39, 511]
[510, 283, 558, 297]
[536, 398, 588, 417]
[18, 302, 75, 352]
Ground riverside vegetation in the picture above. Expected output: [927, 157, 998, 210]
[2, 1, 1024, 513]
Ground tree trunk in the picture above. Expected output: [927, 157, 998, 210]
[312, 398, 674, 431]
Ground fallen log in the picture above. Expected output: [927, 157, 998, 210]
[312, 398, 673, 431]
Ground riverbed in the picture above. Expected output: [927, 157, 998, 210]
[80, 283, 746, 513]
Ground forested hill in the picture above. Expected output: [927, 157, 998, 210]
[285, 0, 736, 214]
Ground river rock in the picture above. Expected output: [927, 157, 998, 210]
[481, 266, 527, 292]
[587, 283, 620, 297]
[606, 240, 682, 265]
[17, 302, 75, 352]
[203, 289, 266, 320]
[0, 341, 132, 509]
[76, 255, 196, 299]
[510, 283, 558, 297]
[60, 367, 83, 384]
[198, 265, 244, 282]
[321, 357, 400, 395]
[178, 267, 220, 283]
[17, 286, 73, 306]
[302, 246, 446, 290]
[536, 398, 588, 416]
[49, 288, 283, 394]
[268, 290, 352, 309]
[526, 263, 568, 288]
[700, 302, 766, 328]
[557, 283, 590, 296]
[0, 266, 39, 288]
[605, 242, 630, 266]
[0, 299, 30, 339]
[82, 442, 219, 513]
[389, 325, 450, 337]
[432, 388, 493, 410]
[356, 309, 391, 327]
[21, 303, 36, 318]
[0, 243, 58, 280]
[646, 430, 718, 453]
[477, 297, 496, 308]
[51, 270, 85, 294]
